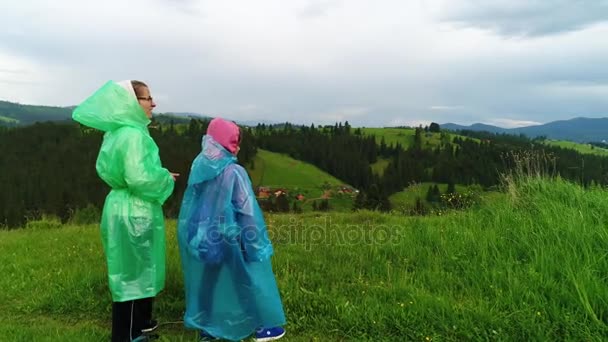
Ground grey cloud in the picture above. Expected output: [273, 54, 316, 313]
[155, 0, 203, 16]
[0, 79, 41, 85]
[0, 68, 28, 74]
[439, 0, 608, 37]
[1, 0, 607, 127]
[297, 0, 341, 19]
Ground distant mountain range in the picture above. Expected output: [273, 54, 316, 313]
[442, 117, 608, 143]
[0, 100, 73, 126]
[0, 100, 275, 127]
[163, 112, 277, 127]
[2, 100, 606, 142]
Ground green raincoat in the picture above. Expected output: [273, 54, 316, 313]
[73, 81, 174, 302]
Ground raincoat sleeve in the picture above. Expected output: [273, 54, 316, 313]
[119, 127, 175, 204]
[231, 165, 273, 262]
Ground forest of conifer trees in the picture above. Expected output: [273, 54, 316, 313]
[3, 118, 608, 228]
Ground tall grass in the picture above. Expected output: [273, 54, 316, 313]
[1, 176, 608, 340]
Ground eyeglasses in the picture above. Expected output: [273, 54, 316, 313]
[137, 96, 154, 102]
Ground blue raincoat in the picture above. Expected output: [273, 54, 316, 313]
[177, 135, 285, 341]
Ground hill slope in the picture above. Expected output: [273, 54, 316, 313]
[0, 100, 72, 126]
[247, 149, 345, 188]
[3, 97, 607, 143]
[1, 177, 607, 340]
[247, 149, 354, 211]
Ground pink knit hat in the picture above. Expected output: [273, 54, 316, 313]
[207, 117, 240, 154]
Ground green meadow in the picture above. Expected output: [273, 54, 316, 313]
[248, 149, 344, 188]
[543, 139, 608, 156]
[2, 176, 607, 341]
[0, 115, 19, 124]
[371, 157, 391, 176]
[247, 149, 354, 212]
[360, 128, 477, 150]
[360, 127, 417, 147]
[388, 182, 477, 208]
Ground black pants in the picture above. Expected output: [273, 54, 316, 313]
[111, 297, 154, 342]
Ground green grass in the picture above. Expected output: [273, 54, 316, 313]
[361, 128, 479, 175]
[543, 139, 608, 156]
[2, 177, 608, 340]
[247, 149, 344, 188]
[370, 158, 391, 176]
[360, 127, 416, 147]
[246, 149, 354, 212]
[389, 182, 477, 207]
[0, 115, 19, 123]
[360, 128, 478, 150]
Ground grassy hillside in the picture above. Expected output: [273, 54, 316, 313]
[389, 182, 471, 206]
[247, 149, 354, 211]
[0, 100, 72, 126]
[247, 149, 344, 188]
[361, 127, 416, 147]
[2, 177, 608, 340]
[363, 128, 480, 177]
[388, 182, 505, 214]
[0, 115, 19, 124]
[370, 157, 391, 176]
[543, 139, 608, 156]
[361, 127, 478, 149]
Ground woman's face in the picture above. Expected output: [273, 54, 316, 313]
[136, 86, 156, 119]
[233, 133, 241, 156]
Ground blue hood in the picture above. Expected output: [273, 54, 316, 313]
[188, 135, 237, 185]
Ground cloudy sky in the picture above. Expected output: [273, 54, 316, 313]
[1, 0, 607, 127]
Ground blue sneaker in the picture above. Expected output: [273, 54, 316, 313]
[254, 327, 285, 341]
[199, 330, 219, 341]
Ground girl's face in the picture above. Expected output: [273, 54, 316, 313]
[136, 86, 156, 119]
[233, 133, 241, 156]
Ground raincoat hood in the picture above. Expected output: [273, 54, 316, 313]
[72, 80, 150, 132]
[207, 117, 240, 154]
[188, 135, 238, 185]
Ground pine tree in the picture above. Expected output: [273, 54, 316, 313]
[429, 122, 440, 132]
[380, 137, 387, 156]
[413, 197, 427, 215]
[425, 185, 434, 202]
[413, 127, 423, 151]
[353, 191, 366, 211]
[432, 185, 441, 202]
[319, 199, 330, 211]
[366, 184, 381, 210]
[447, 182, 456, 194]
[276, 194, 290, 213]
[379, 195, 391, 212]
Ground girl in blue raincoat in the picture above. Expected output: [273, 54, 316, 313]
[177, 118, 286, 341]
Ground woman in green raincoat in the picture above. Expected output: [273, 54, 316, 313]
[73, 80, 177, 342]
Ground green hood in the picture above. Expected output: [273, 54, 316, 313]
[72, 80, 150, 132]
